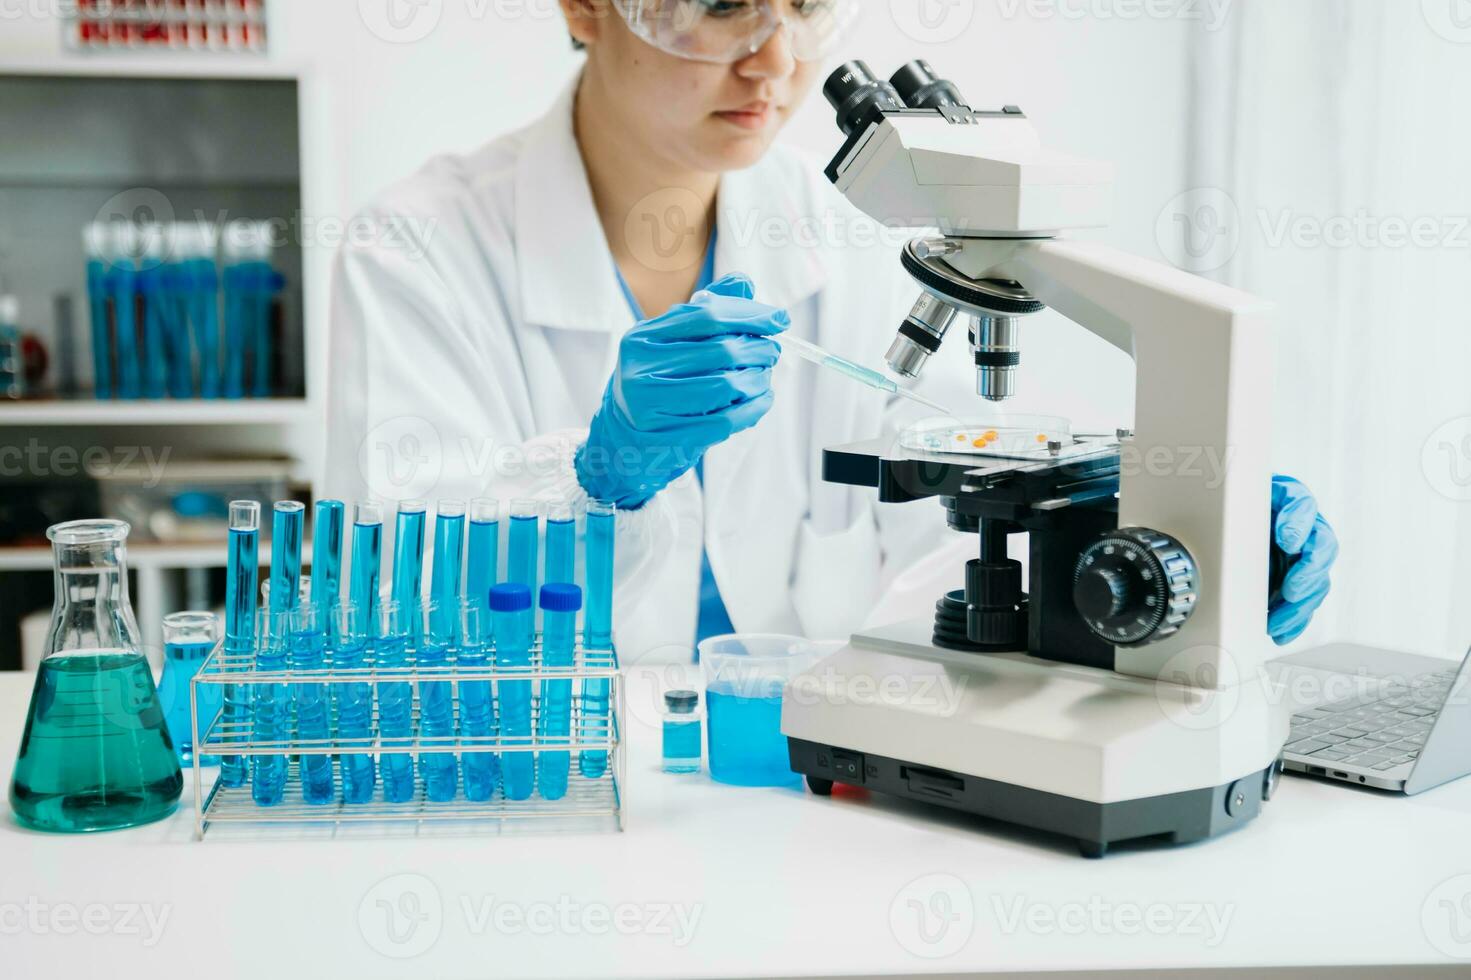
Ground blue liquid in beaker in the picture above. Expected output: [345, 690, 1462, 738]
[10, 652, 183, 833]
[157, 639, 221, 765]
[706, 688, 800, 788]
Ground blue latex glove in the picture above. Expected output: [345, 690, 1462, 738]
[575, 273, 788, 508]
[1269, 474, 1339, 645]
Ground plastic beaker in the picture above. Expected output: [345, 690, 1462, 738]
[699, 634, 824, 788]
[9, 520, 183, 832]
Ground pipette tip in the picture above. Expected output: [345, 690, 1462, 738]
[898, 387, 954, 417]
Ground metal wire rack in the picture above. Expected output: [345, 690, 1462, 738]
[189, 638, 623, 838]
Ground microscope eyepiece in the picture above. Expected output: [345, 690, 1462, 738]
[889, 59, 966, 110]
[824, 60, 906, 136]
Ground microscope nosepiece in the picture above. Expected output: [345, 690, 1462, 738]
[888, 292, 961, 379]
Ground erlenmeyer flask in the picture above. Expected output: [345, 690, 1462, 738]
[9, 520, 183, 833]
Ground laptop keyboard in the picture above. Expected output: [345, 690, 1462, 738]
[1284, 668, 1457, 772]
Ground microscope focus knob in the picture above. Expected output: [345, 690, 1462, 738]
[1073, 566, 1130, 621]
[1073, 528, 1198, 647]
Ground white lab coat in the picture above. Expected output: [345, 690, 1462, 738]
[325, 79, 977, 660]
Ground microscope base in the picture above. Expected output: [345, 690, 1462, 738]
[780, 619, 1288, 857]
[787, 738, 1275, 858]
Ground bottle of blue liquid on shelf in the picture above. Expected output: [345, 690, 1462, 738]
[662, 691, 703, 774]
[490, 583, 535, 801]
[158, 611, 222, 766]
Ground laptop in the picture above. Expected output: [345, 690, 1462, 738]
[1269, 642, 1471, 794]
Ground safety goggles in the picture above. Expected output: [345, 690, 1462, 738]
[611, 0, 858, 64]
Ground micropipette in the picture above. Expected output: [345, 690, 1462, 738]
[779, 334, 951, 415]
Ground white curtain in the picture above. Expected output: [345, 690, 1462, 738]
[1181, 1, 1471, 655]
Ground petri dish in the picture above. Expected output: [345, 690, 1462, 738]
[900, 414, 1073, 459]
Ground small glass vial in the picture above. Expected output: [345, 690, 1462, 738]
[662, 690, 703, 774]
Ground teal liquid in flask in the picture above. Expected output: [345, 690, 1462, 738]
[10, 520, 182, 833]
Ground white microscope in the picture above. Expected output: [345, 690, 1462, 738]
[780, 60, 1289, 857]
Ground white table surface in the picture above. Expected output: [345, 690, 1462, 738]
[4, 663, 1471, 980]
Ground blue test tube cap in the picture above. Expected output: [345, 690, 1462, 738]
[540, 583, 583, 612]
[488, 583, 533, 613]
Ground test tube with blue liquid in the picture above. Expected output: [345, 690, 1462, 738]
[221, 500, 259, 787]
[290, 602, 333, 804]
[391, 501, 427, 637]
[384, 503, 425, 797]
[418, 501, 467, 799]
[348, 502, 384, 636]
[251, 608, 291, 806]
[508, 500, 540, 598]
[538, 584, 581, 801]
[490, 584, 535, 800]
[161, 224, 193, 399]
[417, 600, 458, 801]
[108, 223, 141, 399]
[580, 500, 615, 778]
[222, 264, 243, 396]
[268, 501, 304, 616]
[138, 225, 168, 399]
[467, 498, 500, 618]
[375, 599, 415, 803]
[386, 500, 426, 799]
[83, 224, 111, 399]
[311, 500, 345, 635]
[457, 602, 499, 801]
[252, 500, 303, 805]
[430, 500, 466, 641]
[545, 502, 576, 587]
[307, 501, 346, 802]
[191, 223, 222, 400]
[332, 601, 376, 803]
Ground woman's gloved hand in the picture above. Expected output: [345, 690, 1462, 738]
[1269, 474, 1339, 645]
[575, 273, 788, 508]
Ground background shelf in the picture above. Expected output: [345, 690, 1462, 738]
[0, 398, 311, 427]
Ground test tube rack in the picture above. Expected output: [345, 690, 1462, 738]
[66, 1, 268, 52]
[189, 637, 623, 838]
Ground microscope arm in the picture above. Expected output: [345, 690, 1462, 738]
[947, 235, 1279, 684]
[945, 237, 1271, 359]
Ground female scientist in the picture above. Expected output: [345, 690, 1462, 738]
[326, 0, 1336, 659]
